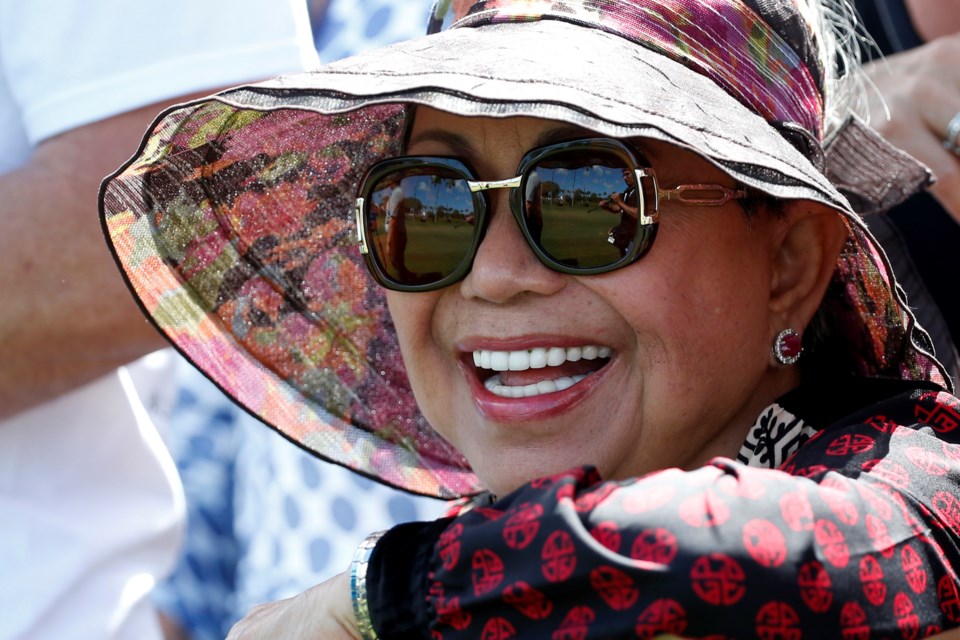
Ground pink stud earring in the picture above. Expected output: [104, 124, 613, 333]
[772, 329, 802, 365]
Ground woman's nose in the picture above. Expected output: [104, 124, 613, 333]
[458, 194, 567, 303]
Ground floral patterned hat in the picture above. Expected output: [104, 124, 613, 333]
[100, 0, 949, 498]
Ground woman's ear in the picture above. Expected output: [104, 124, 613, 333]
[767, 202, 849, 331]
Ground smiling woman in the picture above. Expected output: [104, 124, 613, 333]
[99, 0, 960, 638]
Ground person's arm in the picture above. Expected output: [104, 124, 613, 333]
[362, 389, 960, 639]
[0, 94, 215, 419]
[608, 190, 639, 219]
[865, 32, 960, 223]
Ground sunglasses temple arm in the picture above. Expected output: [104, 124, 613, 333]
[635, 168, 659, 225]
[354, 197, 370, 254]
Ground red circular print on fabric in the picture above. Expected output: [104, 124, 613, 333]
[826, 433, 875, 456]
[679, 492, 731, 528]
[631, 528, 679, 566]
[473, 507, 506, 521]
[815, 519, 850, 568]
[743, 519, 787, 568]
[590, 566, 639, 611]
[933, 491, 960, 530]
[552, 606, 596, 640]
[531, 468, 596, 491]
[780, 490, 815, 532]
[914, 392, 960, 433]
[858, 484, 894, 521]
[901, 545, 928, 593]
[480, 617, 516, 640]
[622, 486, 677, 513]
[574, 483, 617, 513]
[503, 504, 543, 550]
[938, 575, 960, 622]
[691, 553, 746, 606]
[858, 555, 886, 606]
[865, 414, 898, 433]
[755, 602, 801, 640]
[894, 593, 920, 640]
[905, 446, 949, 476]
[716, 472, 767, 499]
[865, 514, 896, 558]
[439, 523, 463, 570]
[542, 531, 577, 583]
[862, 458, 911, 488]
[635, 599, 687, 640]
[798, 560, 833, 613]
[472, 549, 505, 596]
[590, 521, 622, 553]
[502, 581, 553, 620]
[840, 601, 870, 640]
[820, 488, 859, 527]
[943, 441, 960, 461]
[430, 582, 472, 631]
[791, 464, 829, 479]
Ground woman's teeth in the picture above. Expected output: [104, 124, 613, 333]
[472, 345, 611, 372]
[473, 345, 612, 398]
[483, 373, 588, 398]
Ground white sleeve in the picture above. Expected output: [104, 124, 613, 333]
[0, 0, 318, 144]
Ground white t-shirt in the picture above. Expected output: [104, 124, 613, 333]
[0, 1, 317, 638]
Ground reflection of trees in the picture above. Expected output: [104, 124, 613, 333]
[403, 196, 423, 214]
[541, 180, 561, 200]
[416, 174, 473, 224]
[539, 181, 604, 207]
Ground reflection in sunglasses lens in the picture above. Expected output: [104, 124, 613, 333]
[529, 150, 634, 268]
[369, 168, 476, 285]
[367, 147, 637, 288]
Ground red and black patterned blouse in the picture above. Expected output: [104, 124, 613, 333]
[365, 379, 960, 639]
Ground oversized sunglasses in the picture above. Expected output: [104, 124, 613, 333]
[355, 138, 747, 292]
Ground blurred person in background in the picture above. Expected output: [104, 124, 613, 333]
[856, 0, 960, 381]
[0, 1, 316, 638]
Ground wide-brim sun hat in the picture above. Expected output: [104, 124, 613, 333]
[100, 0, 949, 499]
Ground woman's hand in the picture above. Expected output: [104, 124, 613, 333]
[226, 571, 360, 640]
[865, 33, 960, 222]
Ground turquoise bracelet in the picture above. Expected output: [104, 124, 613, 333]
[351, 530, 387, 640]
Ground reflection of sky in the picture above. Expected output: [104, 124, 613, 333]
[409, 177, 472, 214]
[373, 176, 473, 215]
[373, 162, 628, 216]
[539, 164, 625, 196]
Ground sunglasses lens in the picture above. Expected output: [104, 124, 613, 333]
[366, 165, 478, 287]
[525, 148, 638, 268]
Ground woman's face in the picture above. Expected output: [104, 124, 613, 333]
[387, 108, 797, 496]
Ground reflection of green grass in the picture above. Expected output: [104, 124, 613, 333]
[540, 203, 622, 266]
[374, 204, 624, 275]
[404, 218, 475, 274]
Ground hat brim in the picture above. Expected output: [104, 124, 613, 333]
[100, 19, 948, 499]
[229, 21, 847, 207]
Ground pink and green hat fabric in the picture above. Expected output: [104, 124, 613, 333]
[100, 0, 949, 498]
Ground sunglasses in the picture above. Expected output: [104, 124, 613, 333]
[355, 138, 747, 292]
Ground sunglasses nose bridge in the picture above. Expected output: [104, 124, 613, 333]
[467, 175, 529, 244]
[467, 176, 523, 193]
